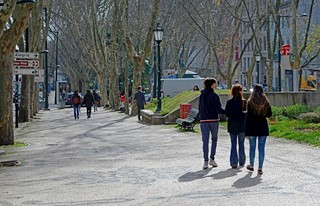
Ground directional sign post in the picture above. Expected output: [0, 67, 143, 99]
[13, 52, 40, 75]
[13, 68, 38, 75]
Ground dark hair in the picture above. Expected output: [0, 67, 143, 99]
[137, 86, 142, 90]
[193, 85, 200, 91]
[87, 89, 91, 93]
[248, 84, 270, 116]
[231, 84, 243, 99]
[203, 78, 217, 89]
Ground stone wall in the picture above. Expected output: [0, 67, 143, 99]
[142, 91, 320, 125]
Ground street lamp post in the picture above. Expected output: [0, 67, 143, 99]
[277, 15, 282, 92]
[255, 52, 261, 84]
[55, 65, 60, 104]
[153, 39, 157, 99]
[153, 23, 164, 112]
[43, 0, 49, 110]
[277, 13, 308, 92]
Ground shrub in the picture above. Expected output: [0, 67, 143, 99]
[299, 112, 320, 123]
[283, 104, 309, 119]
[314, 107, 320, 114]
[271, 106, 285, 120]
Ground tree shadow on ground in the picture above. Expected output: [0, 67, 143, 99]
[178, 168, 212, 182]
[232, 172, 262, 188]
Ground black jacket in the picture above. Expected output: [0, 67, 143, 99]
[225, 97, 246, 133]
[198, 88, 225, 121]
[245, 103, 272, 136]
[83, 92, 95, 107]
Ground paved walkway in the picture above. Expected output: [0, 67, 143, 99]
[1, 105, 320, 206]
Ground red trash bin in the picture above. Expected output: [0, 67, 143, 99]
[180, 103, 192, 118]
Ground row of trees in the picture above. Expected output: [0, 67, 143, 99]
[0, 0, 319, 145]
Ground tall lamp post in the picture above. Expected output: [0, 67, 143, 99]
[277, 13, 307, 92]
[152, 38, 157, 99]
[153, 23, 164, 112]
[255, 52, 261, 84]
[55, 65, 60, 104]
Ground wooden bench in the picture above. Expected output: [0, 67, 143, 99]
[176, 108, 199, 131]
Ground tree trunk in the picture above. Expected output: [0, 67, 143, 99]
[131, 58, 144, 116]
[19, 75, 30, 122]
[0, 55, 14, 145]
[97, 73, 107, 107]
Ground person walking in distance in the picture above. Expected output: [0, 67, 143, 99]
[245, 84, 272, 175]
[72, 90, 81, 119]
[134, 86, 146, 121]
[83, 90, 95, 119]
[225, 84, 247, 169]
[92, 90, 101, 112]
[199, 78, 226, 169]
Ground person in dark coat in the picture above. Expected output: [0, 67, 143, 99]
[198, 78, 226, 169]
[83, 90, 95, 119]
[245, 84, 272, 175]
[72, 90, 81, 119]
[134, 86, 146, 121]
[225, 84, 247, 168]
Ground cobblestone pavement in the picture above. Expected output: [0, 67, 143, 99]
[0, 106, 319, 206]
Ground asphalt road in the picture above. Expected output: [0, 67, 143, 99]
[0, 107, 319, 206]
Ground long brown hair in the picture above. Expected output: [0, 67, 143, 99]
[248, 84, 270, 116]
[231, 84, 243, 99]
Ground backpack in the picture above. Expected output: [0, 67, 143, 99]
[73, 96, 80, 104]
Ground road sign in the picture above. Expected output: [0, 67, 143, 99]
[14, 60, 39, 68]
[14, 52, 39, 60]
[13, 68, 38, 75]
[281, 44, 290, 56]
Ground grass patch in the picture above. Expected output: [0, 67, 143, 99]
[269, 120, 320, 147]
[0, 142, 28, 148]
[145, 89, 230, 115]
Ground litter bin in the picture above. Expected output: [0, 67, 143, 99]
[59, 100, 66, 109]
[180, 103, 192, 118]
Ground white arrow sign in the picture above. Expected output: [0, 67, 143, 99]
[13, 68, 38, 75]
[14, 52, 39, 60]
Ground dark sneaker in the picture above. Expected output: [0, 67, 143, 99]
[258, 168, 263, 175]
[246, 165, 254, 172]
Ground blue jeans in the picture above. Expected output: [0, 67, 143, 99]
[200, 122, 219, 162]
[230, 132, 245, 167]
[248, 136, 267, 168]
[73, 105, 79, 118]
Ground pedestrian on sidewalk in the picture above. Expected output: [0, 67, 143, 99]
[225, 84, 247, 169]
[93, 90, 101, 112]
[134, 86, 146, 121]
[83, 90, 95, 119]
[245, 84, 272, 175]
[199, 78, 226, 169]
[72, 90, 81, 119]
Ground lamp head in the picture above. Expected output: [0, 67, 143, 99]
[153, 23, 164, 43]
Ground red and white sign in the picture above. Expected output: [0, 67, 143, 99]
[281, 44, 290, 56]
[13, 60, 39, 68]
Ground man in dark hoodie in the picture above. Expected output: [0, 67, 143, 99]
[199, 78, 226, 169]
[83, 90, 95, 119]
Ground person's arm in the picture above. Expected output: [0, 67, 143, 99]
[265, 105, 272, 118]
[215, 95, 226, 114]
[225, 100, 230, 117]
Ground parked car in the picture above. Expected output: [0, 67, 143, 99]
[144, 93, 151, 102]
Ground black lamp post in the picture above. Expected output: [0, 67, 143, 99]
[255, 52, 261, 84]
[55, 65, 60, 104]
[153, 23, 164, 112]
[152, 39, 157, 99]
[277, 13, 307, 92]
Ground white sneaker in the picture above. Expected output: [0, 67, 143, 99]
[209, 159, 218, 167]
[203, 161, 209, 169]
